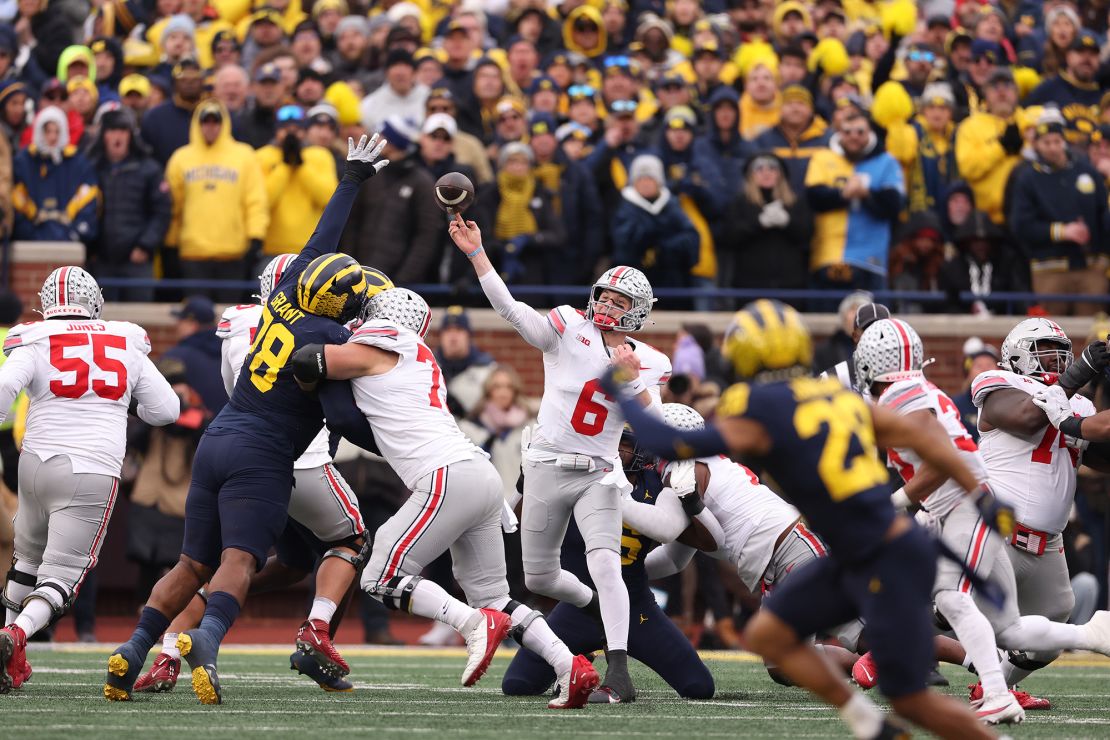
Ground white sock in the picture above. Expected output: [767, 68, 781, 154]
[838, 692, 884, 740]
[13, 597, 52, 639]
[1001, 659, 1034, 687]
[586, 549, 629, 652]
[308, 596, 338, 624]
[405, 578, 477, 632]
[998, 615, 1094, 653]
[163, 632, 180, 659]
[502, 600, 573, 675]
[935, 591, 1007, 696]
[4, 563, 35, 625]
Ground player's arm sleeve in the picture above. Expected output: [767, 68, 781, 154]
[318, 380, 380, 454]
[242, 154, 269, 241]
[621, 488, 689, 543]
[290, 177, 365, 270]
[601, 369, 729, 459]
[220, 335, 248, 397]
[644, 542, 697, 580]
[477, 270, 559, 352]
[131, 356, 181, 426]
[0, 347, 36, 424]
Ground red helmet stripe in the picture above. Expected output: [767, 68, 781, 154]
[57, 267, 71, 307]
[891, 319, 911, 371]
[419, 309, 431, 339]
[609, 266, 627, 285]
[273, 254, 294, 290]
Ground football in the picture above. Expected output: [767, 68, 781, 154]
[433, 172, 476, 215]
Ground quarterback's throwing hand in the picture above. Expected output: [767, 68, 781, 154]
[449, 213, 483, 254]
[610, 344, 641, 382]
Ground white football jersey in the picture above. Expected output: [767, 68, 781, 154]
[348, 320, 480, 489]
[535, 305, 671, 458]
[878, 378, 987, 519]
[667, 455, 800, 591]
[972, 369, 1096, 534]
[0, 319, 179, 476]
[216, 304, 332, 470]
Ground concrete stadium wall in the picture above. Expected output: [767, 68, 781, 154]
[11, 242, 1103, 397]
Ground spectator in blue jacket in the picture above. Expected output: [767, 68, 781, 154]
[611, 153, 699, 297]
[12, 107, 100, 244]
[527, 112, 603, 287]
[659, 105, 725, 307]
[87, 108, 171, 302]
[164, 295, 228, 417]
[140, 59, 204, 165]
[693, 86, 750, 201]
[1025, 33, 1102, 149]
[1009, 115, 1108, 315]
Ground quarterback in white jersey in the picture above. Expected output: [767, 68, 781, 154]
[858, 318, 1110, 720]
[0, 267, 179, 693]
[294, 288, 600, 708]
[450, 214, 668, 702]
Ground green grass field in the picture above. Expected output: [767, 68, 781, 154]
[6, 646, 1110, 738]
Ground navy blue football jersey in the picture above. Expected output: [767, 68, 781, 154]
[209, 178, 359, 459]
[560, 469, 663, 596]
[717, 376, 894, 563]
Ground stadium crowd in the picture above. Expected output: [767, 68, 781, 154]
[1, 0, 1110, 313]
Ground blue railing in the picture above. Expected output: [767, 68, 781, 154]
[93, 278, 1110, 315]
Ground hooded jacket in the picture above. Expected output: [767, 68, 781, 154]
[164, 100, 268, 260]
[12, 108, 100, 243]
[562, 6, 607, 59]
[611, 184, 699, 289]
[56, 45, 97, 84]
[754, 114, 830, 192]
[694, 86, 753, 199]
[256, 141, 338, 255]
[660, 134, 726, 279]
[88, 118, 171, 264]
[805, 130, 904, 275]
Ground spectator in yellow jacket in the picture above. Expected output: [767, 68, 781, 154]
[955, 68, 1025, 225]
[256, 105, 338, 262]
[165, 98, 268, 301]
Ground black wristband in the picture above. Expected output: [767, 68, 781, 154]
[1059, 416, 1085, 440]
[677, 490, 705, 517]
[291, 343, 327, 383]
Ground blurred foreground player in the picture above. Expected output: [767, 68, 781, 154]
[105, 135, 390, 704]
[294, 288, 599, 707]
[0, 268, 179, 692]
[602, 299, 1010, 739]
[502, 425, 715, 701]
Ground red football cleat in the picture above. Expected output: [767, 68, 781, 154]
[969, 682, 1051, 711]
[461, 608, 511, 687]
[549, 654, 600, 709]
[296, 619, 351, 678]
[134, 652, 180, 693]
[0, 624, 27, 694]
[852, 651, 879, 690]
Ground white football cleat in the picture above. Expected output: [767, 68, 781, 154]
[976, 691, 1025, 725]
[461, 608, 511, 687]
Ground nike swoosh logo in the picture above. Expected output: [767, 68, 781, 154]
[571, 671, 578, 683]
[488, 616, 496, 630]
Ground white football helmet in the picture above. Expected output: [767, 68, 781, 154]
[257, 253, 298, 303]
[854, 318, 925, 388]
[39, 266, 103, 319]
[361, 287, 431, 338]
[585, 266, 655, 332]
[1000, 317, 1073, 377]
[662, 403, 705, 431]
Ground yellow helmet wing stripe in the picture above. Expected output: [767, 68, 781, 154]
[306, 263, 366, 315]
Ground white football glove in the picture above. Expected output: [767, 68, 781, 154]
[1031, 385, 1073, 429]
[345, 134, 390, 178]
[914, 508, 939, 536]
[666, 459, 697, 496]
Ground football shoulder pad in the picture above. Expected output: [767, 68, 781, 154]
[216, 304, 262, 341]
[349, 319, 417, 352]
[547, 304, 586, 337]
[971, 369, 1037, 409]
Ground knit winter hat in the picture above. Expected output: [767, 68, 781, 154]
[629, 154, 664, 186]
